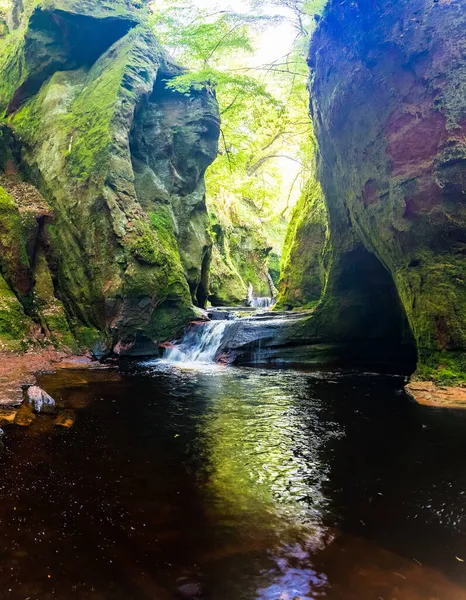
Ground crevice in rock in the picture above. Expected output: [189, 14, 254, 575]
[328, 248, 416, 353]
[196, 247, 212, 308]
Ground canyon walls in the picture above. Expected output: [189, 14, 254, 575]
[281, 0, 466, 381]
[0, 0, 219, 355]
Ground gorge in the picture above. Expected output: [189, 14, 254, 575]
[0, 0, 466, 598]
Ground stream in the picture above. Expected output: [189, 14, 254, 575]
[1, 318, 466, 599]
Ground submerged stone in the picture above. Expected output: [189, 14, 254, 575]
[54, 410, 76, 429]
[27, 385, 56, 413]
[14, 403, 35, 426]
[0, 409, 17, 425]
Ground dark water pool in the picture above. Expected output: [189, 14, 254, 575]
[1, 363, 466, 599]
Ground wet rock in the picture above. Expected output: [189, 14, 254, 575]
[54, 411, 76, 429]
[192, 307, 209, 321]
[0, 409, 17, 425]
[90, 340, 112, 361]
[27, 385, 56, 413]
[177, 580, 202, 598]
[406, 381, 466, 408]
[14, 404, 35, 426]
[207, 310, 235, 321]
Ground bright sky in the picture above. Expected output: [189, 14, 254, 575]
[192, 0, 297, 65]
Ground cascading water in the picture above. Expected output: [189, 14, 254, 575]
[163, 321, 228, 364]
[250, 297, 276, 309]
[161, 304, 297, 367]
[246, 283, 276, 309]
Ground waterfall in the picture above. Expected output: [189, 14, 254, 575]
[250, 297, 276, 309]
[163, 321, 228, 364]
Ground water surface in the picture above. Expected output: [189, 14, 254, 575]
[1, 364, 466, 599]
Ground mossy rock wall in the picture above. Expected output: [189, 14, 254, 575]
[0, 0, 219, 355]
[208, 196, 284, 306]
[282, 0, 466, 380]
[277, 178, 329, 310]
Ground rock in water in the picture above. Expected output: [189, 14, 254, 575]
[54, 411, 76, 429]
[27, 386, 56, 413]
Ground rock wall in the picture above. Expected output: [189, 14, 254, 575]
[281, 0, 466, 381]
[0, 0, 219, 355]
[208, 198, 282, 307]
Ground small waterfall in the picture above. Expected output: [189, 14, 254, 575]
[250, 297, 276, 309]
[163, 321, 228, 364]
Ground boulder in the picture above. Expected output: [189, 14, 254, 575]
[27, 385, 56, 413]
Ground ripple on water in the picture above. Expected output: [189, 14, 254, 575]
[0, 366, 466, 599]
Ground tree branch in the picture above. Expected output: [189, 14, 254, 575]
[247, 154, 306, 175]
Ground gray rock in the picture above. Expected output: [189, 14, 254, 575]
[27, 386, 56, 414]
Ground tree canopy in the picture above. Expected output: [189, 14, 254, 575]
[150, 0, 320, 222]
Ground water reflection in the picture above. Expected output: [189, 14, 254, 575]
[195, 369, 339, 598]
[1, 365, 466, 599]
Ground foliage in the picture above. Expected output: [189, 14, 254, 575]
[150, 0, 318, 298]
[249, 0, 327, 36]
[0, 0, 10, 19]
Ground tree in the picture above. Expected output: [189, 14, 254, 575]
[149, 0, 317, 299]
[0, 0, 11, 19]
[248, 0, 327, 36]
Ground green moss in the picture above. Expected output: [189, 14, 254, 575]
[64, 56, 127, 182]
[46, 220, 105, 327]
[209, 244, 247, 305]
[268, 251, 281, 286]
[149, 206, 177, 247]
[148, 300, 195, 342]
[415, 351, 466, 386]
[0, 185, 30, 295]
[0, 19, 8, 39]
[0, 273, 31, 351]
[0, 30, 25, 116]
[277, 178, 329, 309]
[207, 182, 288, 305]
[32, 249, 76, 349]
[72, 325, 107, 351]
[130, 219, 163, 265]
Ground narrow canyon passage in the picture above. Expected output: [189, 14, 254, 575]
[0, 0, 465, 598]
[1, 365, 466, 599]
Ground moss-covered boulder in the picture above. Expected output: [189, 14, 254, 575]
[0, 0, 219, 355]
[281, 0, 466, 380]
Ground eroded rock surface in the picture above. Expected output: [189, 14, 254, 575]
[0, 0, 219, 356]
[281, 0, 466, 380]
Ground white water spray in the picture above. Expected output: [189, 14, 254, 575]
[250, 297, 276, 309]
[163, 321, 228, 364]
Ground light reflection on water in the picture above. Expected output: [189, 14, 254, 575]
[1, 364, 466, 599]
[195, 369, 338, 599]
